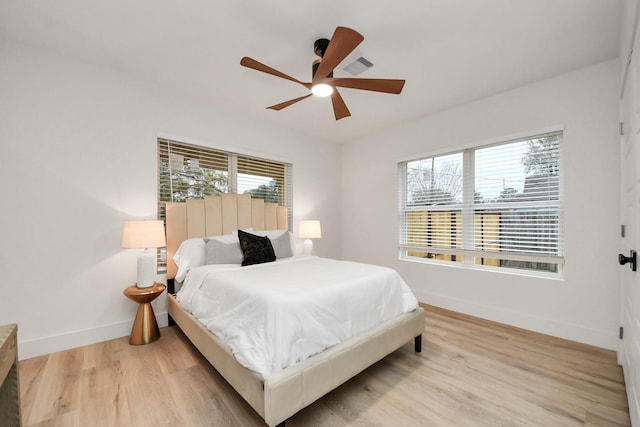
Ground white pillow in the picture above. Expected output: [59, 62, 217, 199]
[269, 232, 293, 259]
[203, 238, 243, 264]
[173, 232, 239, 282]
[250, 230, 296, 256]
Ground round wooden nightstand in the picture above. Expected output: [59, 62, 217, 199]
[123, 282, 166, 345]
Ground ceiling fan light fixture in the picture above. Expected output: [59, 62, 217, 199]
[311, 83, 334, 97]
[240, 27, 404, 120]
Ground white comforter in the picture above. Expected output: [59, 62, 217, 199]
[177, 256, 419, 378]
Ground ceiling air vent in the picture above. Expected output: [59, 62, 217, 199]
[343, 57, 373, 76]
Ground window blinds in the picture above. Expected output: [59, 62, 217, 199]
[158, 138, 291, 208]
[158, 139, 229, 202]
[236, 155, 289, 206]
[399, 132, 563, 273]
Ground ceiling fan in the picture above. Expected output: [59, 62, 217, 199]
[240, 26, 406, 120]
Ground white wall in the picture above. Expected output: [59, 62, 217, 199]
[0, 39, 342, 359]
[341, 59, 621, 349]
[0, 35, 622, 358]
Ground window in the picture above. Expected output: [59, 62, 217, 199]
[399, 131, 563, 275]
[157, 138, 293, 268]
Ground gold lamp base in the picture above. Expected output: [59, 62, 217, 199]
[130, 302, 160, 345]
[123, 283, 166, 345]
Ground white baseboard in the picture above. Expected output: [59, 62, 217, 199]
[19, 293, 618, 359]
[18, 312, 169, 360]
[414, 290, 618, 350]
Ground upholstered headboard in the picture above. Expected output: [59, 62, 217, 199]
[165, 193, 288, 279]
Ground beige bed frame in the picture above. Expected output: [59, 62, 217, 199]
[165, 194, 425, 426]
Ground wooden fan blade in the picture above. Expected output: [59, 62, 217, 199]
[241, 57, 311, 89]
[267, 94, 313, 111]
[328, 78, 405, 94]
[330, 89, 351, 120]
[313, 27, 364, 85]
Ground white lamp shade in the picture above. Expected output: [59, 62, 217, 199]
[298, 220, 322, 239]
[122, 220, 166, 249]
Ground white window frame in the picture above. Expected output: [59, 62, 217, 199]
[398, 131, 564, 277]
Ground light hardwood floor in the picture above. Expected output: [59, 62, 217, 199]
[19, 305, 630, 426]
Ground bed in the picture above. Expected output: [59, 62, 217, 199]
[165, 193, 425, 426]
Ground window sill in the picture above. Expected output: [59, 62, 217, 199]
[399, 255, 565, 281]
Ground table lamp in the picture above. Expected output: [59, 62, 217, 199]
[122, 220, 166, 288]
[299, 220, 322, 255]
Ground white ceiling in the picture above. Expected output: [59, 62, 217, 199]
[0, 0, 624, 144]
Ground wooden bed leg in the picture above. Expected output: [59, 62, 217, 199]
[414, 335, 422, 352]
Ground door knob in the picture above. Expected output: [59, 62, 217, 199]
[619, 250, 637, 271]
